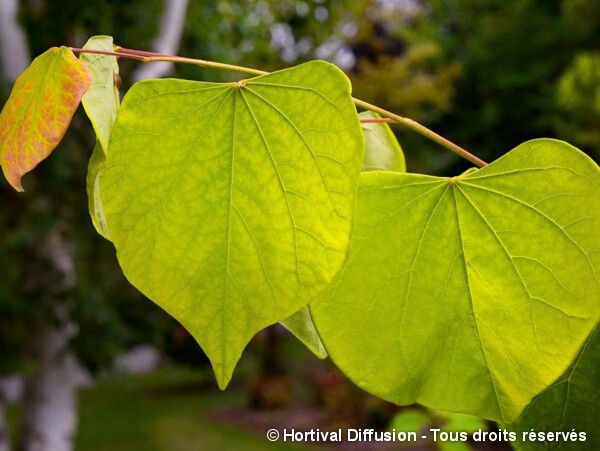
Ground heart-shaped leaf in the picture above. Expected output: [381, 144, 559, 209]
[311, 139, 600, 423]
[0, 47, 91, 191]
[79, 36, 120, 240]
[99, 61, 364, 387]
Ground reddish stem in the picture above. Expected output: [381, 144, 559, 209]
[70, 47, 146, 61]
[359, 118, 395, 123]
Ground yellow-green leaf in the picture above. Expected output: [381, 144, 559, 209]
[0, 46, 91, 191]
[99, 61, 364, 387]
[80, 35, 120, 153]
[311, 139, 600, 423]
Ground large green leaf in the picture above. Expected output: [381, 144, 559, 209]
[0, 47, 91, 191]
[311, 139, 600, 423]
[99, 61, 364, 387]
[80, 36, 120, 240]
[507, 322, 599, 450]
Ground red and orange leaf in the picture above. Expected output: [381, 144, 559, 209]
[0, 46, 92, 191]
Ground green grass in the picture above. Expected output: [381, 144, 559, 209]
[75, 366, 315, 451]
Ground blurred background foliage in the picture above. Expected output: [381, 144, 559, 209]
[1, 0, 599, 448]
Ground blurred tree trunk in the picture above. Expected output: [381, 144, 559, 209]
[132, 0, 189, 81]
[18, 229, 78, 451]
[0, 0, 29, 79]
[19, 326, 78, 451]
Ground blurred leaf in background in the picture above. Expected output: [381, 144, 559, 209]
[553, 52, 600, 160]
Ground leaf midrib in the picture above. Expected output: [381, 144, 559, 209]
[451, 184, 506, 422]
[238, 87, 299, 290]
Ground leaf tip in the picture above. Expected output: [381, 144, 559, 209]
[207, 346, 243, 390]
[1, 163, 25, 192]
[215, 365, 234, 390]
[11, 180, 25, 193]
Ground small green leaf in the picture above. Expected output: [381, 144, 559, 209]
[79, 36, 119, 240]
[0, 46, 91, 191]
[280, 307, 327, 359]
[99, 61, 364, 387]
[507, 322, 599, 450]
[389, 410, 430, 433]
[311, 139, 600, 423]
[80, 35, 120, 152]
[440, 412, 486, 434]
[87, 141, 110, 239]
[359, 111, 406, 172]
